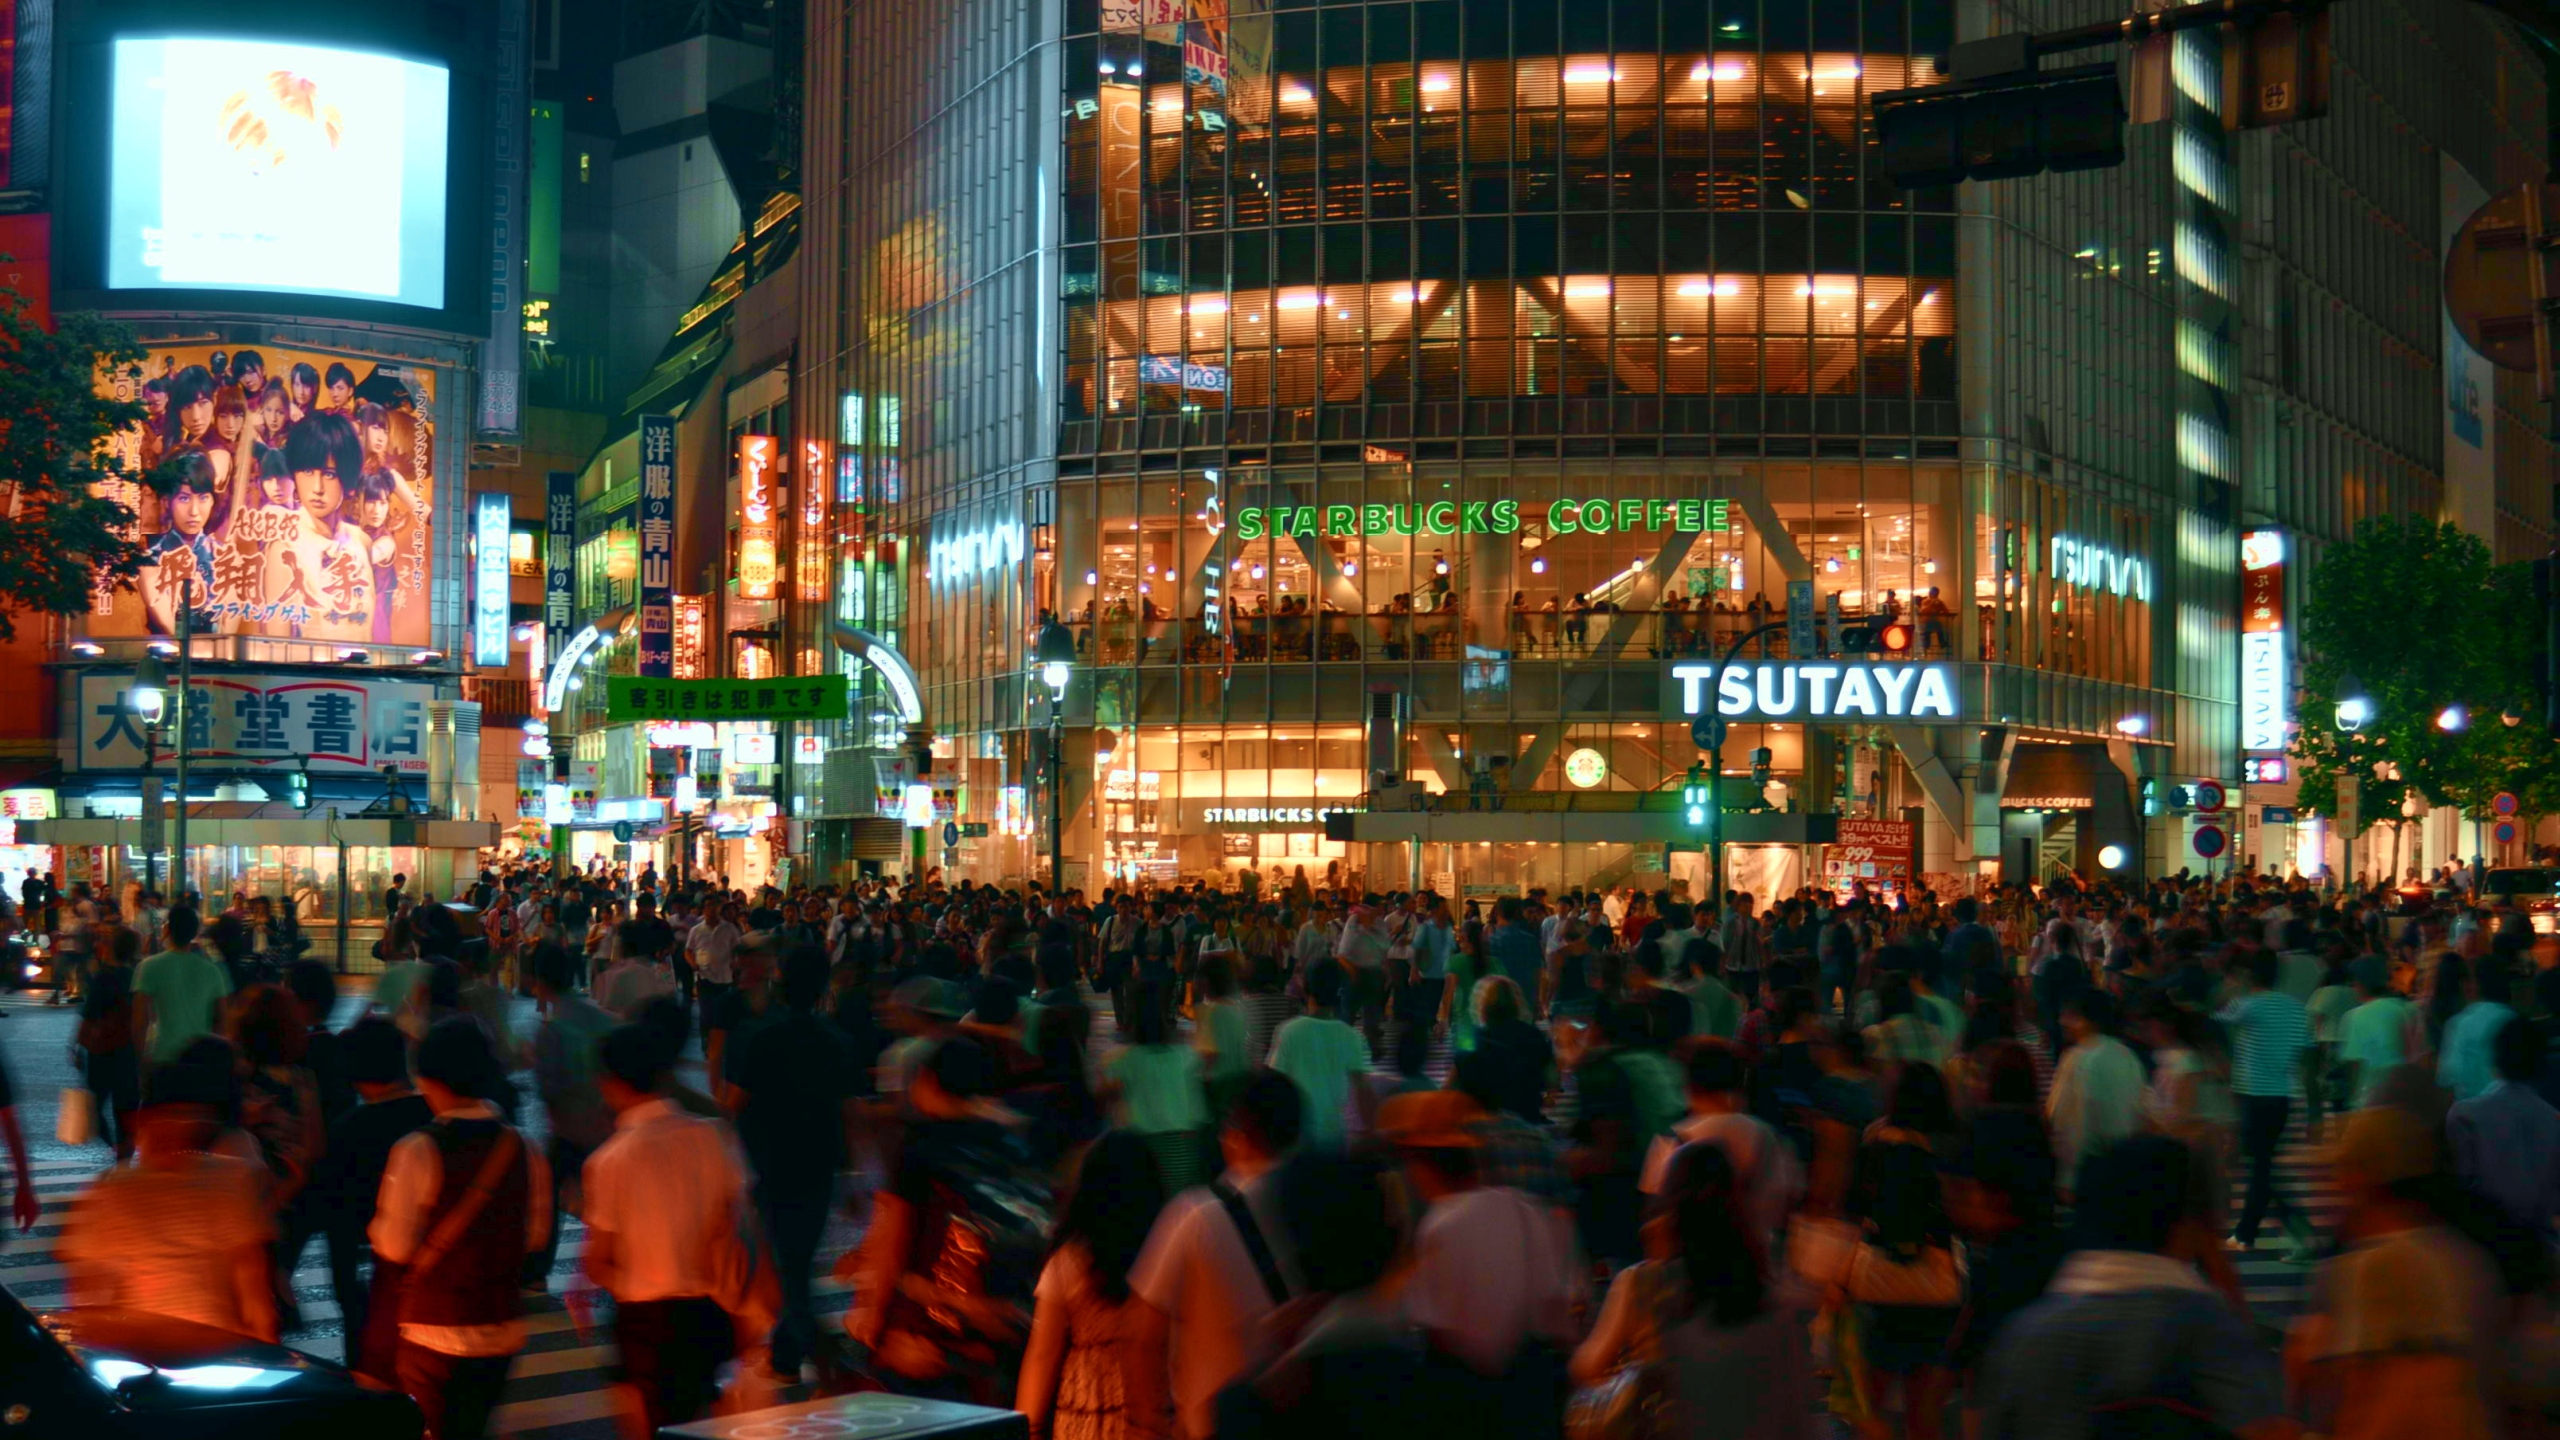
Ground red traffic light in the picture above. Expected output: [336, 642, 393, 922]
[1879, 622, 1913, 654]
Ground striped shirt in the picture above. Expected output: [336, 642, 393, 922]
[2218, 990, 2311, 1097]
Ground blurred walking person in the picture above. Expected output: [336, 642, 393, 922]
[584, 1024, 758, 1437]
[369, 1018, 551, 1440]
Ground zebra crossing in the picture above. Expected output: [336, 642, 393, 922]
[0, 991, 2336, 1436]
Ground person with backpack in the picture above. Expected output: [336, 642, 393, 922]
[837, 1037, 1046, 1404]
[1126, 1073, 1305, 1440]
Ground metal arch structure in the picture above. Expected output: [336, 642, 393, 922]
[829, 624, 926, 727]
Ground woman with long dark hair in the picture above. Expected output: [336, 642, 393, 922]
[1569, 1142, 1813, 1438]
[1016, 1131, 1167, 1440]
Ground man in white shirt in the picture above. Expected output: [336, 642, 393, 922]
[1332, 899, 1392, 1049]
[1379, 1090, 1578, 1376]
[687, 900, 745, 1012]
[583, 1024, 754, 1438]
[1127, 1073, 1305, 1440]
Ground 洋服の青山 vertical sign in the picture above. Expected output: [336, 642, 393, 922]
[545, 470, 576, 632]
[2240, 529, 2287, 753]
[637, 413, 675, 677]
[738, 434, 779, 600]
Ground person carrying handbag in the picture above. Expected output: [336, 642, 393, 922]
[365, 1017, 552, 1440]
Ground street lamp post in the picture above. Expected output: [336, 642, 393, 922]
[1036, 617, 1079, 896]
[127, 658, 166, 893]
[1694, 620, 1790, 917]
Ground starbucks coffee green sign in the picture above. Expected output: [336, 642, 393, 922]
[1231, 497, 1731, 541]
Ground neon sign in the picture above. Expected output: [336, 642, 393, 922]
[1665, 660, 1963, 722]
[738, 435, 780, 600]
[2050, 535, 2152, 600]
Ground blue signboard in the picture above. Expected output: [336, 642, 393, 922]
[637, 414, 675, 677]
[471, 491, 512, 667]
[545, 470, 576, 632]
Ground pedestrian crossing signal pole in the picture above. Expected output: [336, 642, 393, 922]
[1694, 620, 1788, 919]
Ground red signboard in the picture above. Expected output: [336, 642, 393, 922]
[1827, 818, 1917, 892]
[0, 213, 50, 331]
[737, 434, 780, 600]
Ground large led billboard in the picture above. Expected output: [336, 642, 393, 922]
[105, 38, 450, 309]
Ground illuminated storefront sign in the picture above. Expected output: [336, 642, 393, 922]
[637, 413, 676, 676]
[1233, 497, 1733, 541]
[2241, 528, 2288, 752]
[544, 470, 576, 630]
[1564, 748, 1609, 787]
[2050, 535, 2152, 600]
[673, 595, 708, 679]
[1189, 802, 1360, 831]
[738, 434, 780, 601]
[1663, 660, 1963, 722]
[471, 491, 512, 667]
[931, 519, 1026, 586]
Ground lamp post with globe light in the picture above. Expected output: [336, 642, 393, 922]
[1035, 616, 1079, 894]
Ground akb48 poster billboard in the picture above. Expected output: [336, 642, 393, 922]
[89, 343, 438, 646]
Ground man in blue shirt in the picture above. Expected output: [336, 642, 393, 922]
[1942, 895, 2003, 1004]
[2438, 960, 2518, 1103]
[2219, 948, 2316, 1261]
[1487, 896, 1544, 1003]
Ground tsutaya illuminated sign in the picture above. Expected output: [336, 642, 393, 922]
[1664, 660, 1963, 722]
[1232, 497, 1731, 541]
[931, 519, 1026, 587]
[2051, 535, 2152, 600]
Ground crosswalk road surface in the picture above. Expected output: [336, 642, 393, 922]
[0, 990, 2337, 1435]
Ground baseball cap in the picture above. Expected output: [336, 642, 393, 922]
[1374, 1089, 1485, 1148]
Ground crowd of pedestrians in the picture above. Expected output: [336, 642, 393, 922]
[4, 857, 2557, 1440]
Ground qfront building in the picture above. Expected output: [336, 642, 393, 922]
[795, 0, 2554, 894]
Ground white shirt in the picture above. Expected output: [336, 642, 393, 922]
[1129, 1168, 1296, 1440]
[1405, 1186, 1581, 1376]
[1333, 917, 1388, 970]
[593, 958, 677, 1019]
[689, 919, 743, 985]
[580, 1097, 751, 1303]
[1639, 1110, 1803, 1249]
[369, 1103, 554, 1356]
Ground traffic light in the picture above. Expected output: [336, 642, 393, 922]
[1872, 62, 2126, 189]
[906, 727, 935, 778]
[2222, 4, 2331, 130]
[1682, 763, 1712, 830]
[287, 768, 311, 811]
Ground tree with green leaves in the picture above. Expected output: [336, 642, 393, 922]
[2291, 515, 2558, 863]
[0, 271, 173, 640]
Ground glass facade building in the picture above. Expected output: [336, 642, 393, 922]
[800, 0, 2551, 890]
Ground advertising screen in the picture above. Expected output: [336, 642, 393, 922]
[105, 37, 450, 309]
[87, 342, 438, 646]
